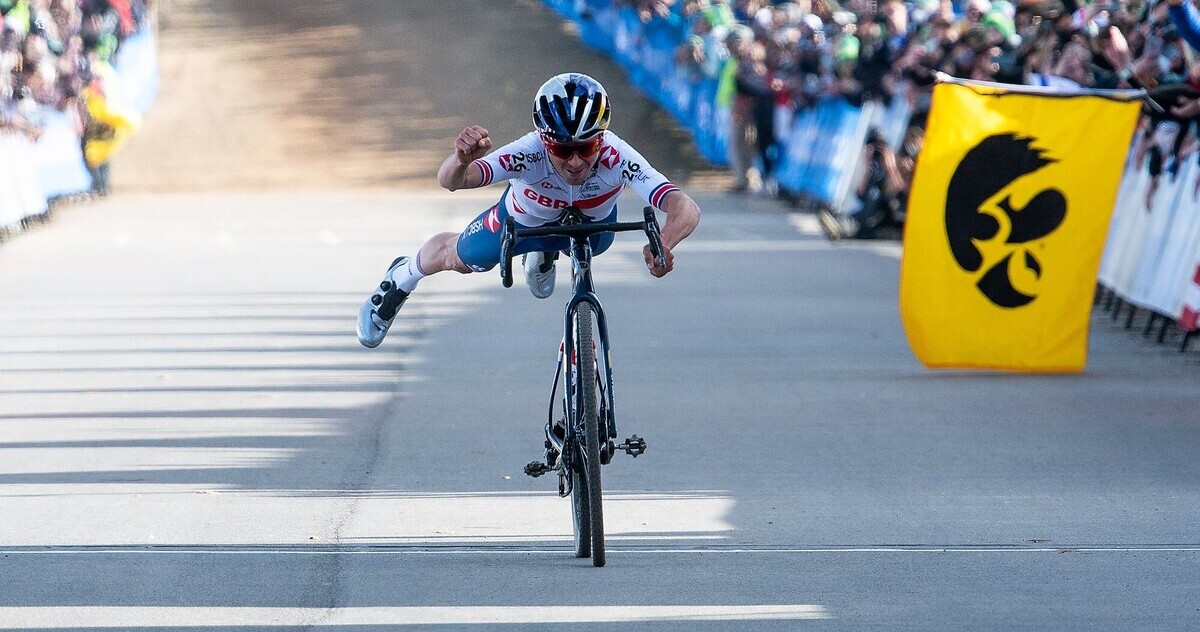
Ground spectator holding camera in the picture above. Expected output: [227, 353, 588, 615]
[840, 126, 915, 239]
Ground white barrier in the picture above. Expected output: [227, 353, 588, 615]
[0, 133, 48, 230]
[0, 109, 92, 230]
[1099, 147, 1200, 327]
[32, 110, 93, 200]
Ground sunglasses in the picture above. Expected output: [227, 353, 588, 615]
[542, 135, 604, 160]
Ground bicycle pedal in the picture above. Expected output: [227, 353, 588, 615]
[616, 434, 647, 457]
[524, 461, 551, 478]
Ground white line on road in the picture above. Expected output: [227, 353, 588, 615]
[611, 239, 833, 252]
[3, 545, 1199, 555]
[789, 212, 824, 236]
[0, 605, 832, 628]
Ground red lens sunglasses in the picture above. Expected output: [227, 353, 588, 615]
[542, 134, 603, 160]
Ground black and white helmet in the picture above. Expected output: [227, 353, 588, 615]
[532, 73, 611, 143]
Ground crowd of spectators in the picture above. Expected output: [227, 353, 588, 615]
[1, 0, 150, 195]
[620, 0, 1200, 238]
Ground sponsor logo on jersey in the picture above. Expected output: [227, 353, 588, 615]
[576, 185, 623, 210]
[599, 146, 621, 170]
[622, 160, 650, 182]
[484, 207, 501, 233]
[499, 151, 544, 174]
[523, 187, 571, 210]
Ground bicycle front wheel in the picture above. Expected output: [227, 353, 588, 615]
[574, 302, 605, 567]
[571, 467, 590, 558]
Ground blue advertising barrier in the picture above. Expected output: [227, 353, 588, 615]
[775, 97, 866, 205]
[542, 2, 729, 165]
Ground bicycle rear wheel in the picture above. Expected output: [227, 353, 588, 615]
[574, 303, 605, 567]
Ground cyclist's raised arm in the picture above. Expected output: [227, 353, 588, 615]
[439, 130, 542, 191]
[439, 125, 493, 191]
[439, 128, 489, 190]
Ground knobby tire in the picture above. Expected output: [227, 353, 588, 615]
[575, 303, 605, 567]
[571, 465, 590, 557]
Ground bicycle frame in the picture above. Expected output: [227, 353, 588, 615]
[559, 236, 617, 479]
[506, 207, 661, 567]
[501, 205, 664, 494]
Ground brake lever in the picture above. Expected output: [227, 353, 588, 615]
[643, 206, 667, 269]
[500, 216, 516, 288]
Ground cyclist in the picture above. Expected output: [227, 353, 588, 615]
[357, 72, 702, 348]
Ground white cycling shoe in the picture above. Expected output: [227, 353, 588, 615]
[357, 256, 410, 348]
[522, 251, 557, 299]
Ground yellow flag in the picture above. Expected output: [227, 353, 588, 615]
[900, 78, 1140, 372]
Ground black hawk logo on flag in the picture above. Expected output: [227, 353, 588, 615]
[945, 133, 1067, 308]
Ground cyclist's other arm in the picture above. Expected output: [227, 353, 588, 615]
[438, 125, 493, 191]
[660, 190, 700, 248]
[645, 190, 701, 278]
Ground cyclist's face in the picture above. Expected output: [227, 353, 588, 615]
[550, 151, 599, 185]
[543, 135, 603, 185]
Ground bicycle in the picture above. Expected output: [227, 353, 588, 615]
[500, 205, 664, 567]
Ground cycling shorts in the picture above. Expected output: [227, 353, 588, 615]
[456, 186, 616, 273]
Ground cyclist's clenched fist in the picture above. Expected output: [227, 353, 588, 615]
[455, 126, 493, 165]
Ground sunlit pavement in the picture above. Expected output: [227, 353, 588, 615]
[1, 190, 1198, 630]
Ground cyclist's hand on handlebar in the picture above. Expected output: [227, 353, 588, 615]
[455, 126, 493, 165]
[644, 243, 675, 278]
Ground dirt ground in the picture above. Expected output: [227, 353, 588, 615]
[115, 0, 724, 192]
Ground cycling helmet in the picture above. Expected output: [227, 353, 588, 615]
[532, 73, 611, 143]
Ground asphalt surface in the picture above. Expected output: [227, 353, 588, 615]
[2, 188, 1199, 630]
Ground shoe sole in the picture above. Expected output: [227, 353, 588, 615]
[357, 301, 386, 348]
[357, 257, 410, 348]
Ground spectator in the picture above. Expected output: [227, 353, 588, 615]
[613, 0, 1199, 231]
[1, 0, 151, 194]
[676, 9, 730, 80]
[724, 25, 760, 191]
[1, 25, 42, 140]
[833, 126, 911, 239]
[2, 0, 32, 38]
[1167, 0, 1200, 51]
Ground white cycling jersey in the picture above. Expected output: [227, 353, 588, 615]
[472, 131, 680, 227]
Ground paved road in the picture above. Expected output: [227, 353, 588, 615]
[1, 189, 1199, 630]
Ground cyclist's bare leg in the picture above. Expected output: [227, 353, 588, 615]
[416, 232, 472, 274]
